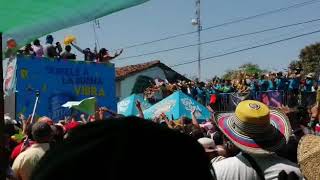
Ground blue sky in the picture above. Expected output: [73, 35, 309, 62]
[41, 0, 320, 80]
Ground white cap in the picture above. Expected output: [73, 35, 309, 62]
[197, 137, 216, 152]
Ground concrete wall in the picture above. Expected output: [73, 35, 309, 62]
[4, 93, 16, 118]
[116, 81, 121, 102]
[117, 67, 166, 100]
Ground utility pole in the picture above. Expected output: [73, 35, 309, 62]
[193, 0, 202, 80]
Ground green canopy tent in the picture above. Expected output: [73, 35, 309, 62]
[0, 0, 149, 178]
[0, 0, 148, 45]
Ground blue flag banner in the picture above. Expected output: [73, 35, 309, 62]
[15, 57, 116, 121]
[256, 91, 283, 108]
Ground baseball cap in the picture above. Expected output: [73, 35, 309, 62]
[198, 137, 216, 153]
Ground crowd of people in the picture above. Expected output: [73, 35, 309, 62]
[5, 95, 320, 180]
[144, 70, 317, 108]
[2, 35, 320, 179]
[3, 107, 115, 180]
[142, 99, 320, 179]
[3, 98, 320, 179]
[4, 35, 123, 62]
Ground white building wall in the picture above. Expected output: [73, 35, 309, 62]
[118, 67, 166, 100]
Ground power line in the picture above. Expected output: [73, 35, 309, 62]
[116, 18, 320, 60]
[218, 23, 317, 55]
[116, 25, 316, 76]
[114, 0, 320, 50]
[92, 20, 101, 50]
[170, 29, 320, 67]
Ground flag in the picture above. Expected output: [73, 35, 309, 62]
[62, 97, 97, 115]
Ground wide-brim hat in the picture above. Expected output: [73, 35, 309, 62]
[297, 135, 320, 180]
[215, 100, 291, 155]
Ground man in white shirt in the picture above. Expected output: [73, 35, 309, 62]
[212, 100, 303, 180]
[12, 122, 53, 180]
[43, 35, 61, 58]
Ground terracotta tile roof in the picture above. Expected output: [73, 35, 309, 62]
[116, 60, 161, 80]
[116, 60, 190, 82]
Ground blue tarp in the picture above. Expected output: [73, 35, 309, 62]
[117, 94, 151, 116]
[143, 91, 211, 121]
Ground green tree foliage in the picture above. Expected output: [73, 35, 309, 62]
[288, 60, 302, 71]
[221, 63, 265, 80]
[222, 69, 237, 80]
[298, 42, 320, 74]
[239, 63, 264, 75]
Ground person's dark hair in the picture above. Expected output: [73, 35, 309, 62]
[212, 130, 223, 145]
[98, 48, 108, 60]
[31, 122, 52, 143]
[46, 35, 53, 44]
[65, 45, 72, 52]
[189, 128, 205, 139]
[26, 43, 32, 48]
[31, 117, 212, 180]
[223, 136, 240, 157]
[99, 48, 107, 54]
[53, 125, 64, 143]
[4, 124, 16, 137]
[33, 39, 40, 46]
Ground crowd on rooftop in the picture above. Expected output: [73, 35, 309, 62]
[144, 70, 317, 109]
[4, 35, 123, 62]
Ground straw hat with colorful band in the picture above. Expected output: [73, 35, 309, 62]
[215, 100, 291, 155]
[297, 135, 320, 180]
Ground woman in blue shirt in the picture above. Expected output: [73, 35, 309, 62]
[259, 75, 269, 92]
[305, 73, 314, 92]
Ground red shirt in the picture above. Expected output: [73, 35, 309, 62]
[10, 141, 35, 161]
[65, 121, 80, 132]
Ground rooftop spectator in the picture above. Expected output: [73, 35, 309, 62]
[22, 44, 35, 56]
[43, 35, 61, 58]
[60, 45, 76, 60]
[71, 42, 96, 61]
[4, 38, 18, 58]
[98, 48, 123, 63]
[32, 39, 44, 57]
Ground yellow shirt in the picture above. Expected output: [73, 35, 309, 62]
[12, 143, 50, 180]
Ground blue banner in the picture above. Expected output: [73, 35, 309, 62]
[256, 91, 283, 108]
[16, 57, 116, 121]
